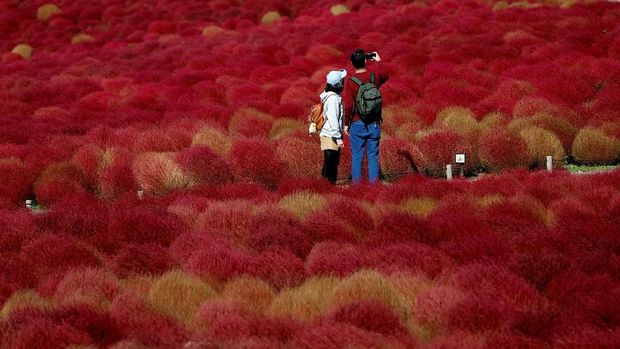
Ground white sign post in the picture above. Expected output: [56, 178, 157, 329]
[455, 153, 466, 177]
[446, 164, 452, 180]
[546, 156, 553, 172]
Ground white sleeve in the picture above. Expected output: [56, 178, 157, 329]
[324, 96, 342, 139]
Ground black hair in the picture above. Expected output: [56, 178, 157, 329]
[350, 48, 366, 69]
[325, 82, 343, 94]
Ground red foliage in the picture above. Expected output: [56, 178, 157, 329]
[228, 138, 286, 189]
[367, 243, 453, 278]
[305, 242, 369, 278]
[10, 318, 92, 349]
[195, 299, 298, 343]
[0, 209, 37, 253]
[324, 300, 411, 338]
[478, 130, 529, 172]
[251, 249, 306, 289]
[416, 130, 472, 176]
[110, 291, 188, 346]
[20, 234, 100, 282]
[175, 146, 233, 185]
[247, 210, 311, 257]
[106, 204, 187, 249]
[49, 304, 123, 346]
[0, 159, 33, 205]
[186, 240, 253, 283]
[367, 211, 438, 246]
[112, 243, 173, 277]
[38, 192, 108, 244]
[289, 320, 396, 349]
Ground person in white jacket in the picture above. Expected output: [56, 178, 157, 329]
[319, 69, 347, 183]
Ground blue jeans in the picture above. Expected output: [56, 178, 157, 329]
[350, 120, 381, 183]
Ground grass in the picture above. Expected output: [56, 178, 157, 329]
[565, 164, 619, 173]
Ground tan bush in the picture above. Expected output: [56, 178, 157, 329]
[267, 276, 340, 321]
[395, 121, 425, 142]
[269, 118, 304, 139]
[506, 117, 532, 136]
[492, 1, 509, 11]
[388, 273, 433, 335]
[1, 290, 52, 318]
[148, 270, 217, 326]
[479, 112, 506, 133]
[519, 126, 566, 168]
[191, 127, 230, 156]
[529, 112, 577, 151]
[202, 25, 223, 37]
[37, 4, 61, 21]
[512, 96, 558, 118]
[571, 128, 620, 165]
[383, 105, 420, 135]
[11, 44, 33, 59]
[280, 191, 327, 220]
[327, 270, 408, 321]
[71, 33, 94, 44]
[330, 4, 351, 16]
[435, 106, 479, 139]
[261, 11, 281, 25]
[222, 276, 275, 313]
[132, 152, 189, 195]
[400, 197, 438, 218]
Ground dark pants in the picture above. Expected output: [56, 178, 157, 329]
[322, 149, 340, 184]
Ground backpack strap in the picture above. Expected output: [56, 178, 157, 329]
[370, 72, 375, 84]
[350, 76, 363, 87]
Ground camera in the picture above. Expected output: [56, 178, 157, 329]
[365, 52, 376, 60]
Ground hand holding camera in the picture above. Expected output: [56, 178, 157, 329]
[365, 51, 381, 62]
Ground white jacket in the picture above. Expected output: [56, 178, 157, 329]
[319, 91, 344, 140]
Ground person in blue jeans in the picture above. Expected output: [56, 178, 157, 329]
[343, 49, 389, 183]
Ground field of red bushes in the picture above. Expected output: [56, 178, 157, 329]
[1, 0, 620, 348]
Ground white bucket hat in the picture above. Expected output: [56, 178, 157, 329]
[326, 69, 347, 86]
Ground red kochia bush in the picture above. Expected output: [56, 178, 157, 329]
[478, 130, 529, 172]
[367, 211, 438, 246]
[228, 138, 286, 189]
[0, 209, 37, 253]
[50, 304, 122, 346]
[110, 291, 188, 346]
[107, 204, 186, 249]
[0, 158, 33, 205]
[247, 210, 312, 257]
[545, 271, 620, 332]
[175, 145, 233, 185]
[20, 234, 100, 282]
[305, 242, 369, 278]
[251, 249, 306, 290]
[289, 320, 396, 349]
[186, 240, 253, 283]
[368, 243, 453, 278]
[38, 192, 108, 243]
[112, 243, 173, 278]
[324, 300, 411, 338]
[72, 144, 104, 190]
[416, 130, 472, 176]
[194, 299, 297, 343]
[10, 318, 92, 349]
[99, 147, 136, 200]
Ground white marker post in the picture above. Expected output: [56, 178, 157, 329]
[546, 156, 553, 172]
[446, 164, 453, 180]
[455, 153, 466, 177]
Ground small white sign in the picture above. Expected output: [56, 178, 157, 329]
[455, 153, 466, 164]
